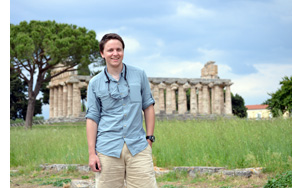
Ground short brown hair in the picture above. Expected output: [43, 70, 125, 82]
[99, 33, 125, 53]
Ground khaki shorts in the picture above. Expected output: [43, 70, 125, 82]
[95, 143, 157, 188]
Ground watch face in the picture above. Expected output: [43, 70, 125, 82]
[146, 136, 155, 142]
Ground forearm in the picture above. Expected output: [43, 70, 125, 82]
[86, 118, 98, 156]
[144, 104, 155, 136]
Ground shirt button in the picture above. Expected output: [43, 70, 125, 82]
[124, 125, 126, 127]
[123, 104, 126, 106]
[123, 136, 125, 138]
[124, 114, 127, 117]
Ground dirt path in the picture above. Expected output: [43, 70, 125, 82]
[10, 170, 269, 188]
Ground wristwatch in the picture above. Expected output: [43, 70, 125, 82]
[146, 135, 155, 142]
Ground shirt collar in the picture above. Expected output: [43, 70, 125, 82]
[104, 63, 126, 82]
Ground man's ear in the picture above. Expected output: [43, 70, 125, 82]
[100, 51, 104, 58]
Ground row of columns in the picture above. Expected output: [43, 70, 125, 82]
[48, 78, 232, 118]
[49, 82, 86, 118]
[150, 81, 232, 115]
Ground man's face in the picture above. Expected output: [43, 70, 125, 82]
[100, 39, 124, 69]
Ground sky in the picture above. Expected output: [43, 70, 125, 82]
[9, 0, 292, 120]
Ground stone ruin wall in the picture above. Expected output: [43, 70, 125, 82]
[48, 64, 90, 120]
[47, 61, 233, 121]
[149, 61, 232, 118]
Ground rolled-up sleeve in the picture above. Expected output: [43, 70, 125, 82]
[141, 70, 155, 110]
[85, 80, 101, 125]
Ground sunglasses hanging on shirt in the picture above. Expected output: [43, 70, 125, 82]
[104, 63, 130, 100]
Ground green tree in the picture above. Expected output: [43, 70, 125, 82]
[10, 67, 28, 120]
[232, 93, 247, 118]
[264, 76, 292, 117]
[10, 68, 42, 120]
[10, 20, 99, 129]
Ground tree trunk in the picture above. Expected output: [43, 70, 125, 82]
[24, 67, 44, 129]
[25, 97, 36, 129]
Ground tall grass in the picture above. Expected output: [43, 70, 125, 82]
[10, 122, 88, 170]
[10, 118, 292, 173]
[153, 117, 292, 173]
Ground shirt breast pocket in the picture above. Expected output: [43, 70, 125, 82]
[129, 84, 142, 103]
[99, 91, 114, 111]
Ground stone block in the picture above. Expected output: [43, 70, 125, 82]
[173, 166, 225, 177]
[71, 179, 95, 188]
[39, 164, 90, 172]
[220, 169, 252, 178]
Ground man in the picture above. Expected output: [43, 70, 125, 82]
[86, 33, 157, 188]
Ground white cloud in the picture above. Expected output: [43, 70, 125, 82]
[123, 36, 141, 54]
[230, 63, 292, 105]
[155, 61, 203, 78]
[175, 2, 214, 19]
[138, 55, 204, 78]
[197, 48, 228, 62]
[216, 63, 232, 79]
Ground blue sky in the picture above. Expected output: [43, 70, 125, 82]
[10, 0, 292, 119]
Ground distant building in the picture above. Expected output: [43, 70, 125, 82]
[246, 105, 271, 119]
[246, 104, 290, 119]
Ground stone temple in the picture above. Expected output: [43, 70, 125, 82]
[47, 61, 233, 121]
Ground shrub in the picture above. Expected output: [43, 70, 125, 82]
[264, 171, 292, 188]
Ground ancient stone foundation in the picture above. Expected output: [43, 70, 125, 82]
[48, 61, 233, 122]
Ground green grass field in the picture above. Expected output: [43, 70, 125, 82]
[10, 118, 292, 174]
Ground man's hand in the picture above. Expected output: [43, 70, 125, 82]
[86, 119, 100, 172]
[89, 153, 101, 172]
[147, 139, 153, 148]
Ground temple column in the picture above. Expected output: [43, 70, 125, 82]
[225, 83, 233, 115]
[190, 86, 197, 114]
[72, 83, 81, 117]
[54, 86, 58, 117]
[152, 83, 160, 114]
[165, 85, 172, 114]
[49, 87, 54, 118]
[196, 84, 203, 114]
[171, 83, 178, 113]
[58, 85, 63, 117]
[62, 84, 68, 117]
[158, 83, 166, 113]
[219, 85, 224, 114]
[67, 84, 73, 117]
[202, 83, 210, 114]
[213, 83, 221, 115]
[178, 84, 187, 114]
[208, 83, 214, 114]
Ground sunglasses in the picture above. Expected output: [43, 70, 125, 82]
[104, 64, 130, 100]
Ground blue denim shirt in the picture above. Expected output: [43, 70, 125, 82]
[86, 64, 155, 158]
